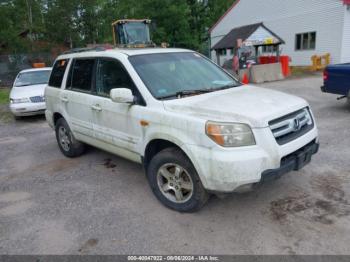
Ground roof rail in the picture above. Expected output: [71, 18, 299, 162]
[62, 46, 107, 55]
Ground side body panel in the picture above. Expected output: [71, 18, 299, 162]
[90, 95, 144, 156]
[61, 90, 95, 137]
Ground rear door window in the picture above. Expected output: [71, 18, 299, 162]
[49, 59, 69, 88]
[71, 59, 95, 93]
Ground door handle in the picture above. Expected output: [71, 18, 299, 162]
[91, 105, 102, 112]
[60, 96, 69, 103]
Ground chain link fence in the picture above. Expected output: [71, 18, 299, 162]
[0, 52, 55, 87]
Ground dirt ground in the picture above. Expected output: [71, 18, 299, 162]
[0, 75, 349, 255]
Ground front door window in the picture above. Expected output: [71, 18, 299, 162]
[96, 59, 133, 97]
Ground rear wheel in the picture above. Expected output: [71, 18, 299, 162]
[147, 147, 209, 212]
[55, 118, 85, 158]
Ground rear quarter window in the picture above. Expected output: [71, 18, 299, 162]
[49, 59, 69, 88]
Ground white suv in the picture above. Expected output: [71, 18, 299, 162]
[45, 47, 319, 212]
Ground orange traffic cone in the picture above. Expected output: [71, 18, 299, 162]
[242, 73, 249, 85]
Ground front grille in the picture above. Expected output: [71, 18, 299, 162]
[30, 96, 45, 103]
[269, 108, 314, 145]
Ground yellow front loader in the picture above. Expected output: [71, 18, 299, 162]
[112, 19, 155, 48]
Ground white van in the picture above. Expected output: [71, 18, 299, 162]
[10, 67, 52, 119]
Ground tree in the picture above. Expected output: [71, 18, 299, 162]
[0, 0, 237, 53]
[44, 0, 82, 48]
[0, 0, 46, 53]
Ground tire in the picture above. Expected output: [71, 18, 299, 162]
[14, 115, 21, 120]
[55, 118, 85, 158]
[147, 147, 209, 212]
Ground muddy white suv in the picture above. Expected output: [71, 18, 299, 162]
[45, 47, 319, 212]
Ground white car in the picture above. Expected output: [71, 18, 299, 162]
[10, 67, 52, 119]
[45, 48, 319, 212]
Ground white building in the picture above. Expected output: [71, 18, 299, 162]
[210, 0, 350, 66]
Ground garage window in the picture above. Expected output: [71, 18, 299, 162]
[295, 32, 316, 51]
[262, 45, 277, 53]
[218, 49, 227, 56]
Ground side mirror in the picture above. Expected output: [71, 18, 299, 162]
[110, 88, 134, 104]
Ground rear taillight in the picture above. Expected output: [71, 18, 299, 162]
[323, 70, 329, 81]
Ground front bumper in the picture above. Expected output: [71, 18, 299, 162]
[184, 126, 319, 193]
[10, 102, 46, 116]
[260, 141, 319, 183]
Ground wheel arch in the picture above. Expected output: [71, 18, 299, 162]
[143, 136, 198, 175]
[53, 112, 64, 127]
[144, 139, 182, 170]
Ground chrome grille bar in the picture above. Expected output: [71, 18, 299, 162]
[30, 96, 45, 103]
[269, 108, 314, 145]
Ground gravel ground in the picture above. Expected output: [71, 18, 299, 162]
[0, 75, 349, 255]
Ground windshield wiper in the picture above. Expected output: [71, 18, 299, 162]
[158, 89, 214, 100]
[215, 83, 241, 90]
[158, 84, 241, 100]
[16, 84, 31, 87]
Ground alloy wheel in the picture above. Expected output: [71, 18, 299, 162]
[157, 163, 194, 203]
[58, 126, 71, 152]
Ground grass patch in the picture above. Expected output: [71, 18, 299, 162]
[0, 88, 10, 104]
[0, 108, 14, 123]
[0, 88, 14, 123]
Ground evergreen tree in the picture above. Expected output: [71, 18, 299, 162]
[0, 0, 236, 53]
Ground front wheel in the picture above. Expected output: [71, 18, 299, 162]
[147, 148, 209, 212]
[55, 118, 85, 158]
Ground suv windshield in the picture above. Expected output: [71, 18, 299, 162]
[129, 52, 240, 99]
[14, 70, 51, 87]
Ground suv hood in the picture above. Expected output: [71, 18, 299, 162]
[163, 85, 308, 128]
[10, 84, 47, 99]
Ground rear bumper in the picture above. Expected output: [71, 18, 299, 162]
[320, 85, 349, 97]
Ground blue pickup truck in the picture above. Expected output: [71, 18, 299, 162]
[321, 63, 350, 104]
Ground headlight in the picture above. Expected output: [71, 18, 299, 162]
[10, 98, 30, 104]
[206, 121, 256, 147]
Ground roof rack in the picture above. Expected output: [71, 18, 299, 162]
[62, 46, 108, 55]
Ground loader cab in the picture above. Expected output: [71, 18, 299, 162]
[112, 19, 154, 48]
